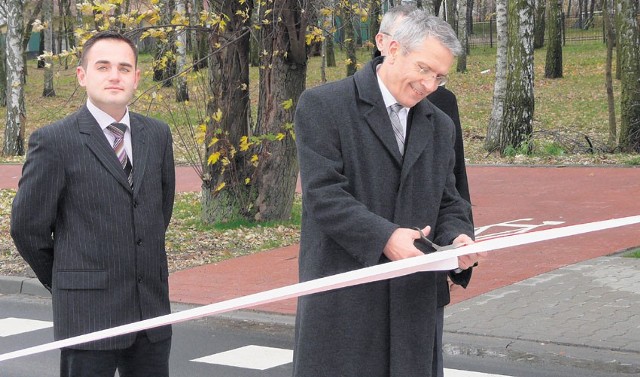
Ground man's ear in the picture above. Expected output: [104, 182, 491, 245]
[387, 40, 401, 62]
[374, 33, 386, 51]
[76, 66, 86, 87]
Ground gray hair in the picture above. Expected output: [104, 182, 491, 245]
[392, 10, 463, 56]
[379, 4, 418, 34]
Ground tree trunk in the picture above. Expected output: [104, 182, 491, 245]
[484, 0, 508, 152]
[456, 0, 468, 72]
[175, 0, 189, 102]
[252, 0, 309, 221]
[191, 0, 208, 70]
[43, 0, 56, 97]
[369, 0, 381, 48]
[153, 0, 176, 87]
[343, 3, 357, 77]
[499, 0, 535, 154]
[617, 0, 640, 152]
[533, 0, 546, 48]
[544, 0, 563, 78]
[0, 34, 6, 107]
[614, 1, 623, 80]
[4, 0, 26, 156]
[423, 0, 436, 14]
[202, 0, 253, 223]
[446, 0, 457, 30]
[603, 0, 616, 149]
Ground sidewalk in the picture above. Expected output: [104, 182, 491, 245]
[2, 164, 640, 373]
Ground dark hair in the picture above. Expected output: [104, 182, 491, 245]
[79, 31, 138, 68]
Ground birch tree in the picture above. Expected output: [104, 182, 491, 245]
[456, 0, 468, 72]
[544, 0, 563, 78]
[484, 0, 508, 152]
[617, 0, 640, 152]
[499, 0, 535, 153]
[175, 0, 189, 102]
[4, 0, 25, 156]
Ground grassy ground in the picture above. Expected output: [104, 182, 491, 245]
[0, 40, 637, 276]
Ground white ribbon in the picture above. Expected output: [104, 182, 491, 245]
[1, 215, 639, 362]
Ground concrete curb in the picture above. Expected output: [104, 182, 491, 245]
[0, 276, 51, 298]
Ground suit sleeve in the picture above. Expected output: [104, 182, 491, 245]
[161, 124, 176, 229]
[10, 128, 65, 289]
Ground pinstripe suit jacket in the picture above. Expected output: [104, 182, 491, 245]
[11, 105, 175, 350]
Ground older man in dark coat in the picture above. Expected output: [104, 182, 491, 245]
[293, 10, 479, 377]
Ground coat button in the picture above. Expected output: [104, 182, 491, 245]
[137, 239, 143, 246]
[137, 276, 143, 283]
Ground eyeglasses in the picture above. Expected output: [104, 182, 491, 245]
[415, 64, 448, 86]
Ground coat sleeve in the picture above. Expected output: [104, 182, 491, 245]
[295, 88, 398, 267]
[160, 124, 175, 230]
[10, 128, 65, 289]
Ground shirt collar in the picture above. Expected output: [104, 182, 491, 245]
[86, 99, 131, 132]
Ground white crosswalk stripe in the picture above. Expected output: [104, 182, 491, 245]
[191, 345, 515, 376]
[0, 317, 53, 337]
[191, 345, 293, 370]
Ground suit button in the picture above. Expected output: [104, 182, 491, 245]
[133, 200, 138, 208]
[137, 239, 143, 246]
[137, 276, 143, 283]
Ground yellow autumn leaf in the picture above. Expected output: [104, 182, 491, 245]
[214, 182, 226, 192]
[207, 137, 219, 147]
[212, 108, 223, 122]
[275, 133, 285, 141]
[245, 177, 251, 184]
[207, 152, 221, 165]
[281, 99, 293, 110]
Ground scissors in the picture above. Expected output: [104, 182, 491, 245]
[413, 227, 458, 252]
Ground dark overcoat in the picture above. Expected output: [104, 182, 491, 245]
[293, 58, 474, 376]
[11, 106, 175, 350]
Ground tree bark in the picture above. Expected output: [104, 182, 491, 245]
[456, 0, 468, 72]
[499, 0, 535, 154]
[252, 0, 309, 221]
[4, 0, 26, 156]
[544, 0, 563, 78]
[0, 34, 6, 107]
[618, 0, 640, 152]
[484, 0, 507, 152]
[153, 0, 176, 87]
[43, 0, 56, 97]
[533, 0, 546, 48]
[175, 0, 189, 102]
[602, 0, 616, 149]
[342, 2, 357, 77]
[202, 0, 253, 223]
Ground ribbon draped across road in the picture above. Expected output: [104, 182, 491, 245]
[1, 215, 639, 362]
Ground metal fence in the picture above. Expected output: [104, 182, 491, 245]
[468, 15, 605, 48]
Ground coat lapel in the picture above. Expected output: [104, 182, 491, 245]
[77, 106, 133, 192]
[355, 59, 404, 166]
[130, 113, 149, 196]
[401, 100, 435, 183]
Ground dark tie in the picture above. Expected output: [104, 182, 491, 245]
[107, 123, 133, 187]
[388, 103, 405, 155]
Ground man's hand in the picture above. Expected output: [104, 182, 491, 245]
[383, 226, 430, 261]
[451, 234, 484, 270]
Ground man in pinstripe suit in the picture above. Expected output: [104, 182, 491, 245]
[11, 31, 175, 376]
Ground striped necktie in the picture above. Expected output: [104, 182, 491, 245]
[388, 103, 405, 155]
[107, 123, 133, 188]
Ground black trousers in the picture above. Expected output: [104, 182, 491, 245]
[60, 332, 171, 377]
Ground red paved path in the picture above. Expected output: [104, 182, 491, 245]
[169, 166, 640, 315]
[5, 164, 639, 315]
